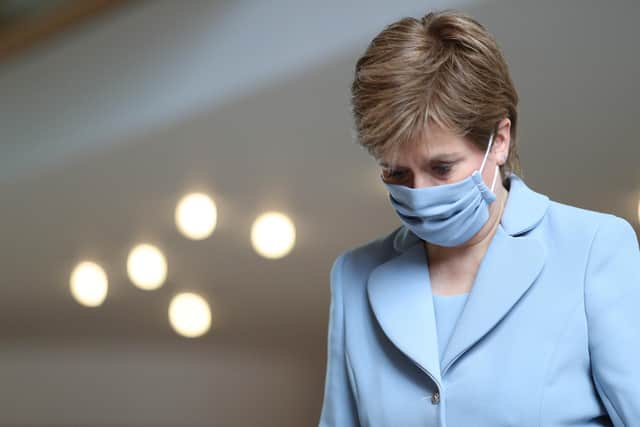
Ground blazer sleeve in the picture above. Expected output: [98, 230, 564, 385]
[318, 251, 361, 427]
[584, 214, 640, 426]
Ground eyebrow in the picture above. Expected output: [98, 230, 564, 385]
[379, 153, 462, 168]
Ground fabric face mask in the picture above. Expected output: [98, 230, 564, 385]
[383, 131, 500, 247]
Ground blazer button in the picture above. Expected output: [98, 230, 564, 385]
[431, 391, 440, 404]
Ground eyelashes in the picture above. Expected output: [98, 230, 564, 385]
[381, 164, 454, 182]
[433, 164, 452, 175]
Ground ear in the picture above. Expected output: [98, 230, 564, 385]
[493, 118, 511, 165]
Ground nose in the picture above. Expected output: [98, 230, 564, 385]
[410, 172, 434, 189]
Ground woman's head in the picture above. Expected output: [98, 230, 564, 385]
[351, 9, 521, 188]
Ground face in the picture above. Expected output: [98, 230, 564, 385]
[378, 120, 510, 189]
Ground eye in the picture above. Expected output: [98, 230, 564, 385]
[432, 163, 453, 176]
[381, 168, 407, 182]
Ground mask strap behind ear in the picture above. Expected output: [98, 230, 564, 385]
[479, 130, 495, 174]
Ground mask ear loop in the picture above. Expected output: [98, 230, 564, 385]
[479, 130, 495, 173]
[479, 130, 500, 193]
[490, 165, 499, 192]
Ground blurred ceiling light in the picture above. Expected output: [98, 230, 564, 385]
[251, 211, 296, 259]
[168, 292, 212, 338]
[69, 261, 108, 307]
[175, 192, 217, 240]
[127, 243, 167, 290]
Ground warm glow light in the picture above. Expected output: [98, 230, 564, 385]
[168, 292, 212, 338]
[127, 243, 167, 290]
[250, 211, 296, 259]
[175, 192, 217, 240]
[70, 261, 108, 307]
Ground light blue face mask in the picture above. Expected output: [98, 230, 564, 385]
[383, 131, 500, 247]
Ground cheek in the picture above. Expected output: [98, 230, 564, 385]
[448, 163, 477, 183]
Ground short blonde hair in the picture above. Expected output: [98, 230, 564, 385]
[351, 9, 522, 179]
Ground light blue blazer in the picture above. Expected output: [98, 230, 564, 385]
[318, 173, 640, 427]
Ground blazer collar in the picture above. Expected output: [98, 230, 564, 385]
[368, 172, 549, 384]
[392, 172, 550, 253]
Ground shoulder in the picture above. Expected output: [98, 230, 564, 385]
[545, 198, 636, 243]
[330, 226, 403, 287]
[504, 173, 635, 241]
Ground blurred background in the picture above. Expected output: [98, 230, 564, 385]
[0, 0, 638, 426]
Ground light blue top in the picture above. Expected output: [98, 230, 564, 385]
[432, 292, 469, 364]
[318, 173, 640, 427]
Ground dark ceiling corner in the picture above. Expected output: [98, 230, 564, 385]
[0, 0, 134, 63]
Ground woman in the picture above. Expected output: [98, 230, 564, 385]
[318, 9, 640, 427]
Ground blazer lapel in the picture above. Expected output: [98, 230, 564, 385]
[440, 224, 545, 375]
[367, 173, 550, 381]
[367, 241, 443, 386]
